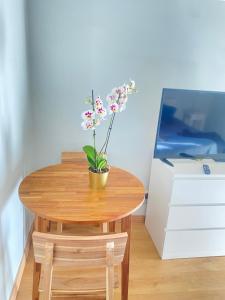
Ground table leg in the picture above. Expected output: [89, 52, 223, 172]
[121, 215, 131, 300]
[32, 216, 42, 300]
[57, 222, 63, 233]
[42, 218, 49, 233]
[102, 222, 108, 233]
[109, 221, 116, 232]
[46, 220, 51, 232]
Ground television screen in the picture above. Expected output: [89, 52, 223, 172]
[154, 88, 225, 160]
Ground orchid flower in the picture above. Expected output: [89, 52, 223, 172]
[81, 119, 95, 130]
[81, 110, 95, 120]
[81, 80, 136, 172]
[95, 97, 103, 109]
[96, 106, 107, 119]
[127, 80, 136, 93]
[106, 93, 119, 104]
[81, 97, 107, 130]
[108, 102, 119, 114]
[105, 80, 136, 114]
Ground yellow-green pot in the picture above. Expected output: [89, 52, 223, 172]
[89, 168, 109, 190]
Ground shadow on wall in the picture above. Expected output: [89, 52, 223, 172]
[0, 7, 10, 300]
[0, 2, 28, 299]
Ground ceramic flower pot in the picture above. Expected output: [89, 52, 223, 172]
[89, 168, 109, 190]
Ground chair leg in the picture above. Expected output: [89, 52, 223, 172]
[121, 215, 131, 300]
[106, 242, 114, 300]
[32, 262, 41, 300]
[33, 216, 42, 300]
[42, 243, 54, 300]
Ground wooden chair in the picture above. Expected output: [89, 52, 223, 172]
[51, 152, 87, 233]
[32, 231, 128, 300]
[61, 151, 86, 164]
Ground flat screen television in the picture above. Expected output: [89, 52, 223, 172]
[154, 88, 225, 160]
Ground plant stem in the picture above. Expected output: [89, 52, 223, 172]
[104, 112, 116, 153]
[99, 113, 114, 154]
[93, 129, 96, 169]
[91, 89, 97, 169]
[100, 92, 121, 154]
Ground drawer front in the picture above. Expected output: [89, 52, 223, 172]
[167, 206, 225, 230]
[163, 229, 225, 259]
[171, 179, 225, 205]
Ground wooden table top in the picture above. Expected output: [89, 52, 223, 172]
[19, 162, 145, 224]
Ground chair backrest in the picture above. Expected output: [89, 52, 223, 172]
[61, 151, 86, 164]
[33, 231, 127, 267]
[32, 231, 127, 300]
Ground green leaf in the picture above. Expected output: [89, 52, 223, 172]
[83, 145, 97, 168]
[83, 146, 108, 171]
[87, 156, 96, 169]
[98, 159, 107, 170]
[98, 152, 107, 160]
[83, 145, 96, 160]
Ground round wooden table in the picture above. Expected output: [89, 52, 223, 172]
[19, 162, 145, 300]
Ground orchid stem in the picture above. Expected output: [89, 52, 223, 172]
[99, 92, 121, 154]
[92, 89, 97, 170]
[104, 112, 116, 153]
[99, 113, 114, 154]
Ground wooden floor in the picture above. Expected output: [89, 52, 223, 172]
[16, 222, 225, 300]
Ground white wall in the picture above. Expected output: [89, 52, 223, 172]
[27, 0, 225, 214]
[0, 0, 32, 299]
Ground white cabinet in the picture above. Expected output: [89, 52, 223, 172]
[145, 159, 225, 259]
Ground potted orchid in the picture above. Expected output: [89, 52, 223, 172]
[81, 80, 136, 189]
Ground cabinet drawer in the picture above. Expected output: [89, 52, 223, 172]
[171, 179, 225, 205]
[163, 229, 225, 259]
[167, 206, 225, 230]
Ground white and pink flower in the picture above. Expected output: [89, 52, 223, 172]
[81, 119, 95, 130]
[96, 106, 107, 119]
[113, 85, 128, 96]
[127, 80, 136, 94]
[112, 87, 122, 95]
[95, 97, 103, 109]
[119, 93, 128, 104]
[81, 110, 95, 120]
[81, 80, 136, 130]
[108, 103, 119, 114]
[106, 93, 119, 103]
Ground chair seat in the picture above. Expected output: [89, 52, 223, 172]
[39, 266, 119, 296]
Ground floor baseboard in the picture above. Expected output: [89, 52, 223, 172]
[9, 223, 34, 300]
